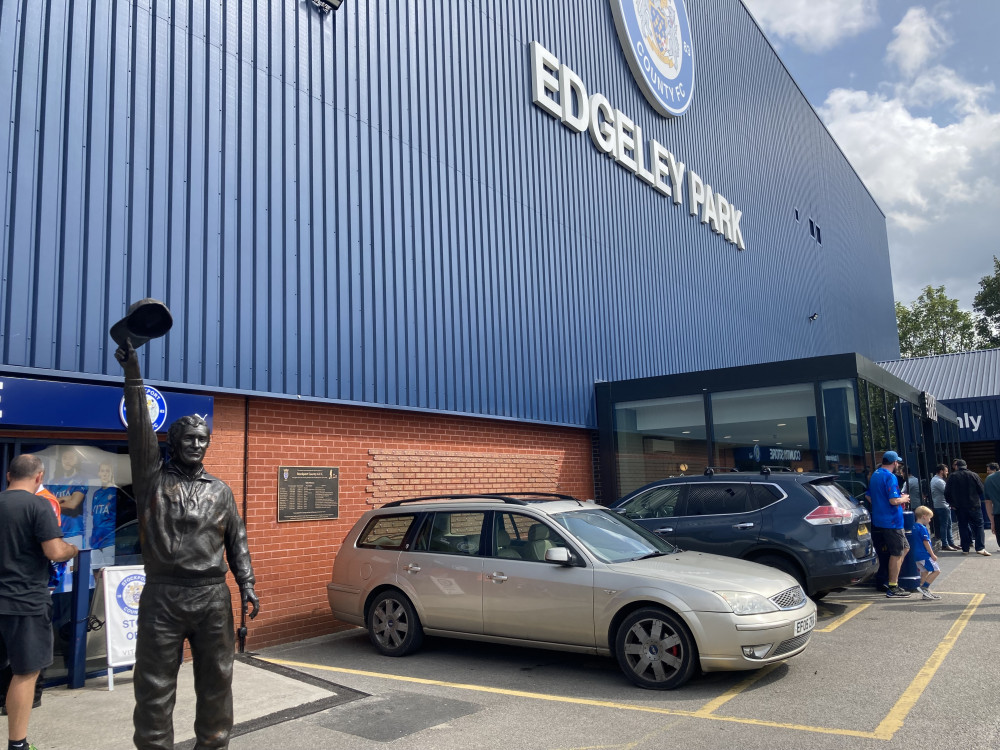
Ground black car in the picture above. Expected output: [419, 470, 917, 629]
[610, 468, 877, 598]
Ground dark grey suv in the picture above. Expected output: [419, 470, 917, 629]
[610, 469, 877, 598]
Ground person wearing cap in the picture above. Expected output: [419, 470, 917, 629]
[945, 458, 989, 556]
[868, 451, 912, 598]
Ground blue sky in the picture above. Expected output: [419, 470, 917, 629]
[741, 0, 1000, 309]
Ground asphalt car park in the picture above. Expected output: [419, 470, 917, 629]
[245, 551, 1000, 750]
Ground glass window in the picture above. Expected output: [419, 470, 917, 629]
[711, 384, 818, 471]
[613, 395, 707, 495]
[805, 480, 856, 510]
[493, 512, 570, 562]
[867, 383, 890, 457]
[3, 440, 154, 688]
[358, 515, 416, 549]
[749, 484, 783, 510]
[820, 380, 866, 498]
[683, 483, 749, 515]
[618, 485, 684, 520]
[552, 508, 675, 563]
[413, 512, 485, 555]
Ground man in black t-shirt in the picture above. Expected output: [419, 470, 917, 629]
[0, 454, 78, 750]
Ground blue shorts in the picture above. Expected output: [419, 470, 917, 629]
[918, 558, 941, 574]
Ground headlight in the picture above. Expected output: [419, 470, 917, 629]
[715, 590, 779, 615]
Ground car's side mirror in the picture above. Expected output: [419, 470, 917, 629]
[545, 547, 572, 565]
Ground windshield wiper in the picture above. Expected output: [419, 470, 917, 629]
[634, 551, 669, 560]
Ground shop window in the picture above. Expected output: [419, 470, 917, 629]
[2, 439, 163, 687]
[821, 380, 865, 499]
[613, 395, 707, 495]
[710, 383, 818, 471]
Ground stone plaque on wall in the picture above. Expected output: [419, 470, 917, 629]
[277, 466, 339, 522]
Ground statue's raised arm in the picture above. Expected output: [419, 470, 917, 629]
[115, 339, 161, 500]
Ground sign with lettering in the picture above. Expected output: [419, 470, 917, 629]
[0, 375, 212, 433]
[90, 565, 145, 690]
[530, 41, 746, 250]
[277, 466, 339, 522]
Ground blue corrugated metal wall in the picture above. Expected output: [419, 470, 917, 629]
[0, 0, 900, 428]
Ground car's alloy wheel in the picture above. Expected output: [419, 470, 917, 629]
[367, 590, 424, 656]
[615, 607, 696, 689]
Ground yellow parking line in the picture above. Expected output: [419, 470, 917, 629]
[816, 602, 871, 632]
[693, 664, 780, 714]
[260, 657, 876, 737]
[262, 594, 984, 742]
[871, 593, 985, 740]
[259, 658, 697, 717]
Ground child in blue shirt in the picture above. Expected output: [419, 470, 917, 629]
[913, 506, 941, 600]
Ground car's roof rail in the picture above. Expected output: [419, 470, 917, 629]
[482, 491, 583, 503]
[760, 465, 794, 476]
[704, 466, 738, 476]
[380, 494, 529, 508]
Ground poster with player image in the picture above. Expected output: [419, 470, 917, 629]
[34, 445, 135, 592]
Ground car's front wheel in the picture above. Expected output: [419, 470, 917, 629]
[367, 590, 424, 656]
[615, 607, 697, 689]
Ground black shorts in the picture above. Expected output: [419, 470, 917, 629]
[876, 527, 909, 557]
[0, 605, 54, 675]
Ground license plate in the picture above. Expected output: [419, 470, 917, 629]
[858, 523, 869, 537]
[794, 613, 816, 636]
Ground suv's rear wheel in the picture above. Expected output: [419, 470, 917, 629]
[367, 590, 424, 656]
[614, 607, 697, 690]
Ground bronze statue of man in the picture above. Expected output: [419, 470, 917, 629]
[116, 339, 259, 750]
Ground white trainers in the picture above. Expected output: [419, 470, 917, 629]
[920, 588, 941, 600]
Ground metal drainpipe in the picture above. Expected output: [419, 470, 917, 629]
[237, 396, 250, 652]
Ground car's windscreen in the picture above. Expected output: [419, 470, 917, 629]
[551, 508, 677, 563]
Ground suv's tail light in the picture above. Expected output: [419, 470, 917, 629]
[804, 506, 853, 525]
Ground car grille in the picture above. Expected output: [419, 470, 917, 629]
[772, 632, 811, 657]
[770, 586, 806, 610]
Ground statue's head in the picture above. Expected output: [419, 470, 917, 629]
[167, 415, 211, 470]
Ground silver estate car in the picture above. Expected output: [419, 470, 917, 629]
[327, 495, 817, 689]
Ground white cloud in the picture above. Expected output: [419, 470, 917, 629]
[885, 7, 950, 78]
[819, 44, 1000, 306]
[820, 82, 1000, 232]
[742, 0, 880, 52]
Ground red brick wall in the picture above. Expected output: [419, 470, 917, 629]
[205, 395, 595, 650]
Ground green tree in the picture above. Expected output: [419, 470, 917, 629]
[973, 255, 1000, 348]
[895, 285, 977, 358]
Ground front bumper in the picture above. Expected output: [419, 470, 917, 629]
[693, 600, 818, 672]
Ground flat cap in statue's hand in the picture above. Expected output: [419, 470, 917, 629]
[242, 586, 260, 620]
[115, 338, 142, 381]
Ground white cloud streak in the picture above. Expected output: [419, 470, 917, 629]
[886, 7, 951, 78]
[741, 0, 880, 52]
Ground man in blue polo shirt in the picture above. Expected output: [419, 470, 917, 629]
[868, 451, 912, 598]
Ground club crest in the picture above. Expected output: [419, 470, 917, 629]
[610, 0, 695, 117]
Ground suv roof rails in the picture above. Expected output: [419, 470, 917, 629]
[704, 466, 738, 476]
[760, 466, 794, 476]
[381, 494, 529, 508]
